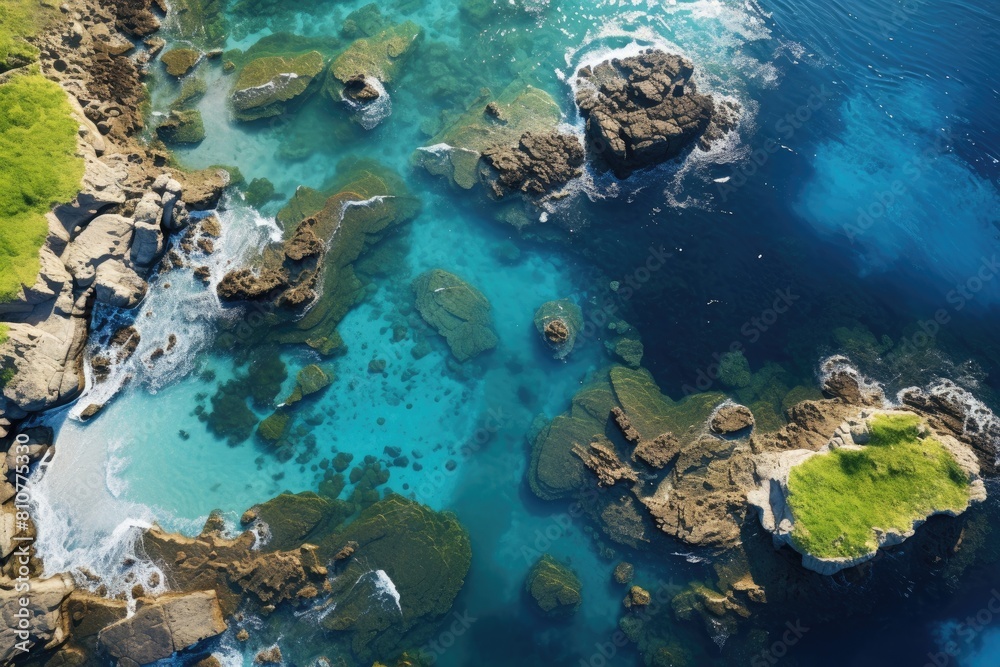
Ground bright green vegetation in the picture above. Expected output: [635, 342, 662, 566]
[0, 0, 57, 72]
[787, 413, 971, 560]
[0, 323, 8, 345]
[0, 74, 83, 301]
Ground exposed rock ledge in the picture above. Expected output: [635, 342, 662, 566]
[575, 49, 740, 177]
[747, 408, 986, 575]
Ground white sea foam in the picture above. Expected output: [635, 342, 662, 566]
[368, 569, 403, 614]
[71, 200, 277, 418]
[341, 77, 392, 130]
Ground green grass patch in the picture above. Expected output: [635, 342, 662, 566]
[0, 0, 58, 72]
[0, 74, 84, 302]
[0, 323, 8, 345]
[787, 413, 971, 560]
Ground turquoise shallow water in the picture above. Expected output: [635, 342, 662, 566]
[26, 0, 1000, 664]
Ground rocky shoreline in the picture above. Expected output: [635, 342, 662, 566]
[0, 1, 233, 662]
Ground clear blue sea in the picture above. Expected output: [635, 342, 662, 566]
[28, 0, 1000, 665]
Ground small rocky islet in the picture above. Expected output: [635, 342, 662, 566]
[0, 0, 998, 666]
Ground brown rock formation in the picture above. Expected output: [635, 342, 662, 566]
[710, 402, 755, 434]
[572, 440, 639, 487]
[481, 131, 585, 197]
[575, 49, 739, 177]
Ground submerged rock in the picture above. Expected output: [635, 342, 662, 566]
[533, 299, 583, 360]
[525, 554, 582, 615]
[415, 79, 566, 193]
[575, 49, 739, 177]
[230, 50, 326, 121]
[156, 109, 206, 144]
[411, 269, 498, 362]
[326, 21, 421, 98]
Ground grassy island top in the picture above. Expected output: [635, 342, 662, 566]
[787, 413, 971, 560]
[0, 73, 83, 302]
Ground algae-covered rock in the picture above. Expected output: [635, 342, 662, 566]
[529, 365, 725, 501]
[327, 21, 421, 93]
[283, 364, 333, 405]
[254, 491, 335, 552]
[415, 79, 563, 191]
[171, 77, 208, 110]
[612, 336, 644, 368]
[217, 161, 420, 355]
[230, 50, 325, 121]
[411, 269, 498, 362]
[161, 48, 201, 77]
[525, 554, 582, 615]
[257, 410, 290, 443]
[341, 3, 387, 39]
[534, 299, 583, 360]
[171, 0, 227, 49]
[320, 495, 471, 662]
[156, 109, 205, 144]
[244, 177, 282, 208]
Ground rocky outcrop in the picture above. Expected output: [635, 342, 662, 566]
[525, 554, 582, 616]
[97, 590, 227, 664]
[412, 269, 498, 362]
[0, 163, 225, 430]
[0, 0, 229, 435]
[481, 131, 585, 198]
[575, 49, 739, 177]
[747, 408, 987, 575]
[710, 401, 755, 434]
[230, 50, 326, 122]
[415, 79, 569, 197]
[0, 574, 75, 663]
[533, 299, 584, 360]
[216, 163, 419, 355]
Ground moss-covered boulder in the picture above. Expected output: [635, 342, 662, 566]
[534, 299, 583, 360]
[217, 161, 420, 355]
[161, 48, 201, 77]
[244, 177, 281, 208]
[411, 269, 497, 362]
[525, 554, 581, 616]
[528, 365, 724, 500]
[326, 21, 421, 97]
[230, 50, 325, 121]
[319, 495, 471, 662]
[414, 78, 563, 190]
[283, 364, 333, 405]
[155, 109, 205, 144]
[254, 491, 339, 552]
[257, 409, 290, 443]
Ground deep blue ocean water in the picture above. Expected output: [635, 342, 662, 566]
[26, 0, 1000, 665]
